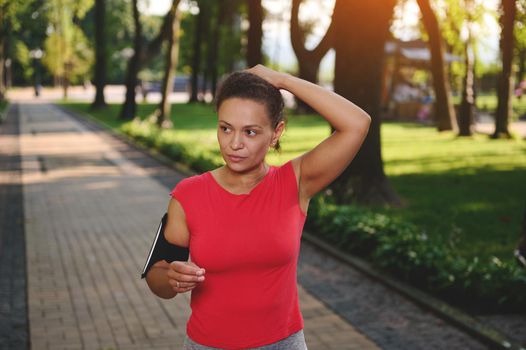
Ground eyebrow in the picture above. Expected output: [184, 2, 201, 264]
[218, 120, 263, 129]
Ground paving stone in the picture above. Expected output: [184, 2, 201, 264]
[0, 103, 28, 350]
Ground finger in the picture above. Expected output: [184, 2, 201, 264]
[169, 281, 197, 293]
[170, 261, 205, 276]
[186, 261, 206, 275]
[168, 279, 197, 289]
[167, 269, 205, 283]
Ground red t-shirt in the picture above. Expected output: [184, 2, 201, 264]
[170, 160, 307, 349]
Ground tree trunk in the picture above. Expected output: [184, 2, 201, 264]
[223, 6, 240, 73]
[493, 0, 516, 139]
[63, 62, 70, 100]
[328, 0, 402, 207]
[209, 1, 232, 101]
[189, 2, 205, 103]
[91, 0, 107, 109]
[290, 0, 334, 114]
[152, 2, 181, 128]
[119, 0, 142, 120]
[416, 0, 457, 132]
[200, 3, 212, 104]
[0, 35, 5, 101]
[517, 48, 525, 95]
[458, 28, 475, 136]
[141, 3, 181, 65]
[246, 0, 263, 67]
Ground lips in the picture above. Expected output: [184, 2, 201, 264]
[227, 154, 246, 162]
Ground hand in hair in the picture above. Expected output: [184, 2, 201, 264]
[244, 64, 289, 90]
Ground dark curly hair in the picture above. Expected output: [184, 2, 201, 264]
[214, 71, 286, 151]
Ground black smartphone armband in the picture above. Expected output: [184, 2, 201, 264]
[141, 213, 190, 279]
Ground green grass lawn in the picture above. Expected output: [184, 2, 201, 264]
[62, 101, 526, 262]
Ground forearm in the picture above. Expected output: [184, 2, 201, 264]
[146, 267, 178, 299]
[279, 74, 371, 132]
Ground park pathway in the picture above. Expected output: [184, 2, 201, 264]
[14, 101, 379, 350]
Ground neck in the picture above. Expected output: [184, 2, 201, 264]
[222, 162, 269, 186]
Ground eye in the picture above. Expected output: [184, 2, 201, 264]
[220, 126, 231, 133]
[245, 129, 257, 136]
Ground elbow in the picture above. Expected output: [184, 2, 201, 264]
[363, 112, 372, 126]
[157, 292, 177, 300]
[356, 112, 371, 134]
[147, 281, 177, 300]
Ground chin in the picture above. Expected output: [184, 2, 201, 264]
[225, 161, 250, 173]
[224, 158, 260, 173]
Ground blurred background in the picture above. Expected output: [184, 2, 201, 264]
[1, 0, 526, 348]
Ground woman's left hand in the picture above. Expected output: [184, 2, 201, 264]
[244, 64, 289, 89]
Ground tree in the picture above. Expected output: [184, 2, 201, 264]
[188, 0, 208, 103]
[42, 0, 94, 99]
[150, 0, 182, 128]
[458, 19, 475, 136]
[91, 0, 107, 109]
[246, 0, 263, 67]
[492, 0, 516, 139]
[119, 0, 181, 120]
[453, 0, 485, 136]
[187, 0, 241, 103]
[416, 0, 458, 132]
[0, 0, 33, 100]
[515, 0, 526, 89]
[205, 1, 236, 101]
[328, 0, 401, 206]
[120, 0, 142, 120]
[290, 0, 334, 114]
[217, 1, 244, 74]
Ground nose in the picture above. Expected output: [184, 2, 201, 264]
[230, 132, 244, 150]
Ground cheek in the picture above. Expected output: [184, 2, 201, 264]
[249, 137, 272, 153]
[217, 131, 228, 148]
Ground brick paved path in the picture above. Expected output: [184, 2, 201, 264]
[0, 104, 28, 350]
[15, 102, 379, 350]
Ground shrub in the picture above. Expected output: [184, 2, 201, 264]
[121, 118, 222, 175]
[305, 195, 526, 312]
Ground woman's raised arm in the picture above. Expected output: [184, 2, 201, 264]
[246, 65, 371, 203]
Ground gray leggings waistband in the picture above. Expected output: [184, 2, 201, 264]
[182, 329, 308, 350]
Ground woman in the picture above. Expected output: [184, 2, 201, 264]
[145, 64, 371, 349]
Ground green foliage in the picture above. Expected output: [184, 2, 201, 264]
[430, 0, 494, 90]
[121, 118, 222, 173]
[78, 0, 135, 84]
[0, 0, 33, 31]
[14, 41, 34, 81]
[5, 0, 50, 86]
[41, 0, 94, 85]
[306, 195, 526, 312]
[177, 1, 245, 77]
[516, 0, 526, 51]
[43, 27, 93, 84]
